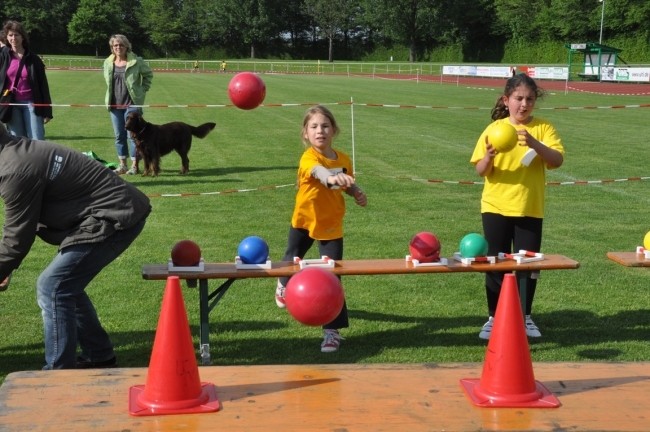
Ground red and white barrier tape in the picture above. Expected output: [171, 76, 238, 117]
[146, 183, 294, 198]
[566, 86, 650, 96]
[357, 172, 650, 186]
[1, 101, 648, 110]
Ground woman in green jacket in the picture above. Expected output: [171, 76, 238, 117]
[104, 35, 153, 175]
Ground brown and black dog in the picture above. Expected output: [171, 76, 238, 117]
[125, 111, 216, 177]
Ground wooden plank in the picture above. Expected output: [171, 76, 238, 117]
[142, 255, 580, 280]
[1, 362, 649, 431]
[607, 252, 650, 267]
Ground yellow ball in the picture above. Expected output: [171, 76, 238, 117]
[489, 123, 518, 153]
[644, 231, 650, 249]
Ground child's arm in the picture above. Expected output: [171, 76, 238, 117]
[346, 184, 367, 207]
[476, 135, 497, 177]
[517, 130, 564, 168]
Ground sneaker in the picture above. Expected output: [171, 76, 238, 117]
[275, 280, 286, 308]
[321, 329, 345, 353]
[479, 316, 494, 340]
[126, 166, 139, 175]
[115, 164, 128, 175]
[525, 315, 542, 337]
[77, 355, 117, 369]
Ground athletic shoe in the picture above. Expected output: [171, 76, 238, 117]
[275, 280, 286, 308]
[126, 166, 139, 175]
[115, 164, 128, 175]
[525, 315, 542, 337]
[77, 355, 117, 369]
[321, 329, 345, 353]
[479, 316, 494, 340]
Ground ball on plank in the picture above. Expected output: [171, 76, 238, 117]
[227, 72, 266, 110]
[171, 240, 201, 267]
[409, 232, 441, 263]
[459, 233, 488, 258]
[489, 122, 518, 153]
[238, 236, 269, 264]
[285, 267, 344, 327]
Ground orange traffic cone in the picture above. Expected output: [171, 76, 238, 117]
[460, 273, 560, 408]
[129, 276, 220, 416]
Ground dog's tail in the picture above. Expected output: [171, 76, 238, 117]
[191, 123, 216, 139]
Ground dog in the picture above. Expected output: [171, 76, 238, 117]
[125, 111, 216, 177]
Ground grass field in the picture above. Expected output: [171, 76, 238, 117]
[0, 71, 649, 384]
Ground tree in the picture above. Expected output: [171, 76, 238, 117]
[214, 0, 277, 59]
[365, 0, 441, 63]
[68, 0, 120, 58]
[140, 0, 183, 59]
[303, 0, 356, 62]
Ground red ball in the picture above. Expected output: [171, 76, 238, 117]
[171, 240, 201, 267]
[227, 72, 266, 110]
[409, 232, 441, 263]
[285, 267, 345, 327]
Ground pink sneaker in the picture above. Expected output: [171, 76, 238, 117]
[321, 329, 345, 353]
[275, 280, 286, 308]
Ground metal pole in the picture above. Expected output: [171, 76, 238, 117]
[350, 97, 356, 175]
[599, 0, 605, 45]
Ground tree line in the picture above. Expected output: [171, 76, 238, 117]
[2, 0, 649, 63]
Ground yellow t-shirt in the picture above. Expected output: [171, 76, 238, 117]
[470, 117, 565, 218]
[291, 147, 353, 240]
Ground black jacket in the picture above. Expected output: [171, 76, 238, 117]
[0, 48, 53, 119]
[0, 124, 151, 278]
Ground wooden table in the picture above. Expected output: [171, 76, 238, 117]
[143, 255, 579, 365]
[607, 252, 650, 267]
[1, 362, 648, 431]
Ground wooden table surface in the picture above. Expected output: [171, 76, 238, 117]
[1, 362, 649, 431]
[142, 255, 580, 280]
[607, 252, 650, 267]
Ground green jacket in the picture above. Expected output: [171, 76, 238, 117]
[103, 52, 153, 109]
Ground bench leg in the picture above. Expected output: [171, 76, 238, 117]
[199, 279, 211, 365]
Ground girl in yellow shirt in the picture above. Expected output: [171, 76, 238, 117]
[276, 105, 367, 353]
[470, 74, 565, 340]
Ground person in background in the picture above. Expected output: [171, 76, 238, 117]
[470, 74, 565, 340]
[0, 30, 9, 53]
[193, 59, 199, 73]
[103, 34, 153, 175]
[221, 60, 227, 71]
[0, 20, 53, 140]
[0, 122, 151, 369]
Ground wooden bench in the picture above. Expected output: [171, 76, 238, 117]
[607, 252, 650, 267]
[143, 255, 579, 365]
[1, 362, 648, 430]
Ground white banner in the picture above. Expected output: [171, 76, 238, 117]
[443, 66, 512, 78]
[527, 67, 569, 80]
[601, 67, 650, 82]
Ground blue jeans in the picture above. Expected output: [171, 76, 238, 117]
[110, 107, 141, 160]
[37, 219, 146, 369]
[7, 100, 45, 140]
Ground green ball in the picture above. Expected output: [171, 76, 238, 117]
[459, 233, 488, 258]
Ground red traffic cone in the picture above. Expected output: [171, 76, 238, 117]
[460, 273, 560, 408]
[129, 276, 219, 416]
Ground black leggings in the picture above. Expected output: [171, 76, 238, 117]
[280, 226, 348, 330]
[482, 213, 543, 316]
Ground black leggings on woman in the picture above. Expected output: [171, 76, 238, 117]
[279, 226, 348, 330]
[482, 213, 543, 317]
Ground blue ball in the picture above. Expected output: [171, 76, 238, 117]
[238, 236, 269, 264]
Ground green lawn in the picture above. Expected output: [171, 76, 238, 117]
[1, 71, 649, 383]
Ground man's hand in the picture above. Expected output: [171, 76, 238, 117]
[0, 273, 11, 292]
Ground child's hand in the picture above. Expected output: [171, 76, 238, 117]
[484, 135, 497, 159]
[354, 189, 367, 207]
[328, 173, 356, 188]
[517, 129, 542, 150]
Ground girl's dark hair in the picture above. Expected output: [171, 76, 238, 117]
[491, 74, 545, 121]
[3, 21, 29, 49]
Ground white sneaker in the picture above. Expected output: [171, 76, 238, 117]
[275, 280, 286, 308]
[525, 315, 542, 337]
[479, 316, 493, 339]
[321, 329, 345, 353]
